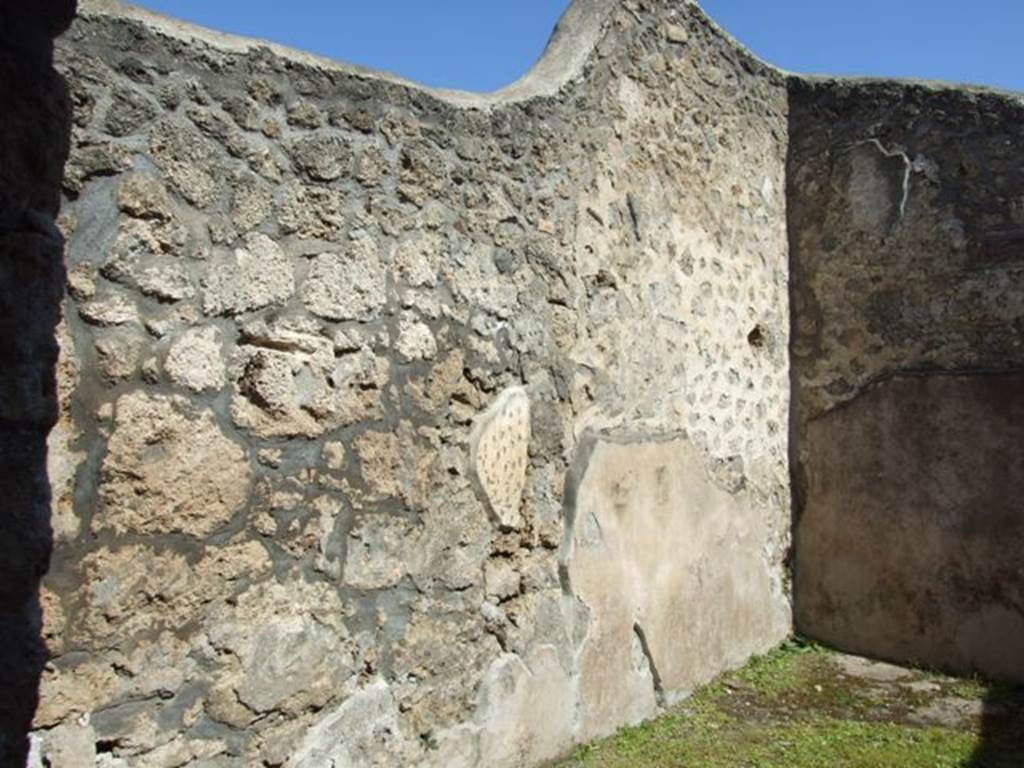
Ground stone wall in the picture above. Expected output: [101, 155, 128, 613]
[27, 0, 1023, 763]
[33, 0, 793, 765]
[0, 1, 76, 765]
[788, 78, 1024, 680]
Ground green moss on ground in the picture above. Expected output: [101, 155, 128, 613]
[550, 641, 1024, 768]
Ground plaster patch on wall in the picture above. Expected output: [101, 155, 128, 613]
[795, 373, 1024, 680]
[564, 434, 790, 741]
[835, 139, 911, 234]
[471, 386, 531, 530]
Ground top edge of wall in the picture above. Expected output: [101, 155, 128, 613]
[73, 0, 1023, 112]
[75, 0, 624, 109]
[792, 73, 1024, 102]
[72, 0, 798, 110]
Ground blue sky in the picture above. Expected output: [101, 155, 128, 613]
[132, 1, 1024, 93]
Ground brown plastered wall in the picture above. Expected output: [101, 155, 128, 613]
[787, 76, 1024, 680]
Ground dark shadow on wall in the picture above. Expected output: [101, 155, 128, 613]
[784, 70, 1024, 768]
[962, 684, 1024, 767]
[785, 67, 1024, 686]
[782, 74, 810, 640]
[0, 1, 76, 765]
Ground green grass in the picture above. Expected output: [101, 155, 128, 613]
[560, 713, 975, 768]
[726, 638, 827, 697]
[549, 641, 1024, 768]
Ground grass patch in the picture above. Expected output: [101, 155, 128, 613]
[725, 638, 828, 698]
[549, 641, 1024, 768]
[557, 707, 975, 768]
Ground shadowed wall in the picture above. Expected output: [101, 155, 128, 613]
[788, 78, 1024, 681]
[0, 1, 76, 764]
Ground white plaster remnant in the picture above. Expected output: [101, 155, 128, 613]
[857, 138, 912, 222]
[470, 387, 531, 530]
[566, 436, 791, 740]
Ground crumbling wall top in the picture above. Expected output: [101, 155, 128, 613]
[78, 0, 624, 108]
